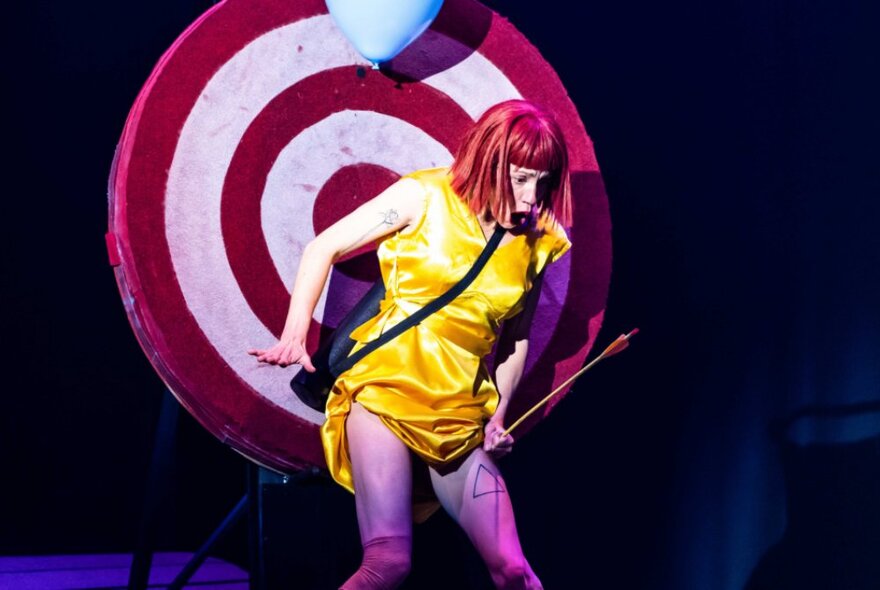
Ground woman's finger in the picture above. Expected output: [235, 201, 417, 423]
[278, 346, 294, 367]
[484, 436, 502, 452]
[492, 441, 512, 453]
[299, 353, 316, 373]
[252, 347, 280, 363]
[487, 443, 511, 458]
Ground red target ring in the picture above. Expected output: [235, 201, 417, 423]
[107, 0, 611, 473]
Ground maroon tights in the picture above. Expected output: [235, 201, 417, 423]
[339, 535, 411, 590]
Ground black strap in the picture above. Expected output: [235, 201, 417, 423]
[333, 224, 507, 376]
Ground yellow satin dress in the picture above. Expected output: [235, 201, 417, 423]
[320, 167, 571, 513]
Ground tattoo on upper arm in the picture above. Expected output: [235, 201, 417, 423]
[348, 209, 401, 251]
[473, 463, 507, 498]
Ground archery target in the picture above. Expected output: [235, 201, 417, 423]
[107, 0, 611, 473]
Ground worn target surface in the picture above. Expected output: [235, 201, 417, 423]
[107, 0, 611, 473]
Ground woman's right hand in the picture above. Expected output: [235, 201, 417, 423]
[248, 338, 316, 371]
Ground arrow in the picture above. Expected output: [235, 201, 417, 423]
[502, 329, 639, 437]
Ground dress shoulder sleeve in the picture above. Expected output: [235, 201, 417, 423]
[539, 213, 572, 266]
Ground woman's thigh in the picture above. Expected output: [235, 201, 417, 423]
[346, 401, 413, 542]
[428, 448, 526, 564]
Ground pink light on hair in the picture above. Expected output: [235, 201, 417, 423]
[449, 99, 573, 227]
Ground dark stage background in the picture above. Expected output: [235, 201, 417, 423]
[3, 1, 879, 589]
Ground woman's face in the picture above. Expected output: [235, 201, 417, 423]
[499, 164, 550, 229]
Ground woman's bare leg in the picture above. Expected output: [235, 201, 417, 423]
[429, 449, 542, 590]
[341, 402, 413, 590]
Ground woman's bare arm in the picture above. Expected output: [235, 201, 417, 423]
[248, 177, 426, 368]
[485, 272, 545, 455]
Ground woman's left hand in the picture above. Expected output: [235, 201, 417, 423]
[483, 418, 514, 458]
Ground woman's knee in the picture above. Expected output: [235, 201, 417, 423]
[487, 556, 542, 590]
[363, 535, 412, 581]
[341, 535, 412, 590]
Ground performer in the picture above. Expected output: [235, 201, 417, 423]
[250, 99, 572, 590]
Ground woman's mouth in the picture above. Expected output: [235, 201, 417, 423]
[509, 208, 535, 229]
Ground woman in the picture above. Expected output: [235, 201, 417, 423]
[250, 99, 572, 590]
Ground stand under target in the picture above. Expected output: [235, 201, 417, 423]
[107, 0, 611, 474]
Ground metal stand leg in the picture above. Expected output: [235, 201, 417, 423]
[168, 494, 249, 589]
[128, 389, 357, 589]
[128, 388, 180, 590]
[247, 463, 265, 590]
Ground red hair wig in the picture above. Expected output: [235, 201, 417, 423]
[449, 99, 572, 227]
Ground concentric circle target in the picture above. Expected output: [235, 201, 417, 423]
[107, 0, 611, 473]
